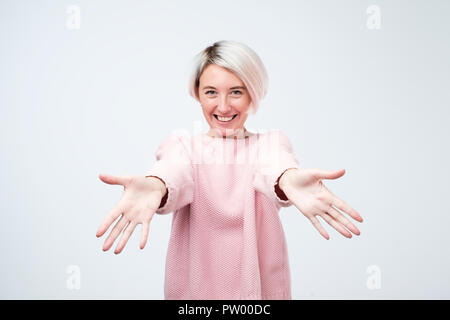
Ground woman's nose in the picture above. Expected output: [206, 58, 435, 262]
[217, 97, 232, 113]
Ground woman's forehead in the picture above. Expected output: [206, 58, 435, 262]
[199, 65, 245, 88]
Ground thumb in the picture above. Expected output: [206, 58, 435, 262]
[99, 173, 130, 186]
[315, 168, 345, 180]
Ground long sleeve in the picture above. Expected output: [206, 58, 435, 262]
[145, 133, 194, 215]
[255, 130, 300, 208]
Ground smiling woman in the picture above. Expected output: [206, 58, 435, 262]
[97, 40, 363, 301]
[188, 40, 269, 138]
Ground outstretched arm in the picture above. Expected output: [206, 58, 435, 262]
[144, 133, 194, 215]
[278, 168, 363, 240]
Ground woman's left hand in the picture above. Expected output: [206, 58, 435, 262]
[279, 168, 364, 240]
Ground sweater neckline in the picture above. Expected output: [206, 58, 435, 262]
[203, 132, 257, 141]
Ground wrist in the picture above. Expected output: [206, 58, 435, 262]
[278, 168, 298, 191]
[145, 175, 167, 197]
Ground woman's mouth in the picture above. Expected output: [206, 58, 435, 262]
[213, 114, 238, 124]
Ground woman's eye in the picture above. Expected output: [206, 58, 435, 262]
[205, 90, 242, 95]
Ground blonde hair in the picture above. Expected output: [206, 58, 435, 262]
[188, 40, 268, 115]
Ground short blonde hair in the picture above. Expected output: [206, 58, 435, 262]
[188, 40, 268, 115]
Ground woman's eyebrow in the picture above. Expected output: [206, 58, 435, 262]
[202, 86, 246, 90]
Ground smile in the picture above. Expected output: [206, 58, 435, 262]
[213, 114, 238, 123]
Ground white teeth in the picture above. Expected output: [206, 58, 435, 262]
[215, 114, 236, 122]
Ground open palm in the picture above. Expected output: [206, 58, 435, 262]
[96, 174, 164, 254]
[280, 168, 363, 240]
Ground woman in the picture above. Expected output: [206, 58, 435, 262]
[96, 40, 364, 300]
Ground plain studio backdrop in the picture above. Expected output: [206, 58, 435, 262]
[1, 0, 449, 299]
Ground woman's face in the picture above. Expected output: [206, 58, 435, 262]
[197, 64, 251, 137]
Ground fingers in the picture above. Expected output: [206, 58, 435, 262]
[99, 173, 130, 186]
[96, 199, 126, 237]
[140, 220, 150, 250]
[320, 212, 353, 238]
[314, 192, 361, 238]
[327, 205, 361, 236]
[115, 221, 138, 254]
[308, 216, 330, 240]
[331, 194, 363, 223]
[291, 197, 330, 240]
[315, 168, 346, 180]
[103, 215, 128, 251]
[321, 185, 363, 223]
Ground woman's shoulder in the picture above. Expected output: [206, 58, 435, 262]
[156, 131, 194, 159]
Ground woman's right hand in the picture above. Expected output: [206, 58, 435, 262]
[96, 174, 166, 254]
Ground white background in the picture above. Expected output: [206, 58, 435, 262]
[1, 0, 449, 299]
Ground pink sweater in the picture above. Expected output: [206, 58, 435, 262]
[146, 130, 300, 300]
